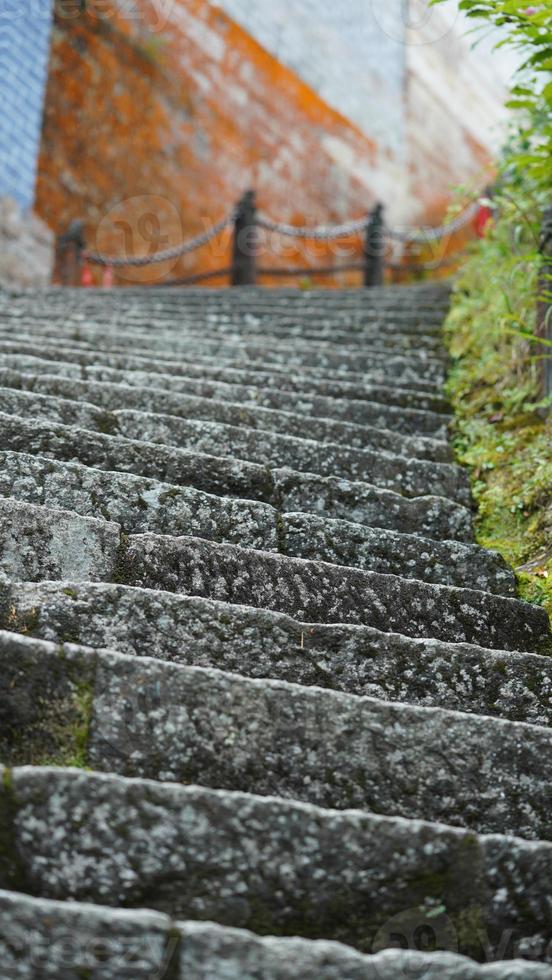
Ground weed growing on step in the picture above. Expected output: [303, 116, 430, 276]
[445, 191, 552, 624]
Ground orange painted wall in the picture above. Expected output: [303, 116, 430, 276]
[37, 1, 384, 286]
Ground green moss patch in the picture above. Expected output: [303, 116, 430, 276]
[444, 195, 552, 625]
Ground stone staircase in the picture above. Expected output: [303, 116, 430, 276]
[0, 282, 551, 978]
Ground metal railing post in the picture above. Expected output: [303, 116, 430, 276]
[231, 190, 257, 286]
[57, 219, 86, 286]
[364, 203, 385, 288]
[537, 205, 552, 400]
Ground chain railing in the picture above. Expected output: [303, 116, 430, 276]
[57, 188, 490, 289]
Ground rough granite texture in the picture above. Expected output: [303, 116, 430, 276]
[1, 890, 549, 979]
[0, 335, 451, 412]
[0, 350, 451, 437]
[0, 498, 118, 583]
[3, 632, 552, 839]
[1, 311, 448, 364]
[0, 890, 550, 980]
[0, 414, 474, 532]
[0, 451, 510, 593]
[0, 438, 473, 542]
[0, 367, 451, 462]
[4, 582, 552, 726]
[3, 767, 552, 962]
[0, 386, 467, 499]
[0, 319, 447, 382]
[2, 283, 552, 971]
[122, 533, 549, 650]
[0, 326, 442, 394]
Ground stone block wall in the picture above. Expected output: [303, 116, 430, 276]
[37, 0, 383, 286]
[33, 0, 516, 286]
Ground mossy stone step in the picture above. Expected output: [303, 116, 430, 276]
[5, 581, 551, 725]
[2, 766, 552, 962]
[3, 632, 552, 839]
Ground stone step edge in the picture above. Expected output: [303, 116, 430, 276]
[0, 352, 452, 438]
[4, 580, 552, 726]
[2, 766, 552, 963]
[4, 630, 552, 840]
[0, 414, 474, 540]
[0, 498, 543, 650]
[0, 333, 446, 388]
[0, 369, 452, 464]
[0, 451, 512, 595]
[1, 314, 450, 356]
[0, 394, 470, 504]
[0, 328, 444, 394]
[0, 337, 452, 412]
[0, 889, 546, 979]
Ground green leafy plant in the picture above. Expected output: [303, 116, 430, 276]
[445, 187, 552, 620]
[431, 1, 552, 190]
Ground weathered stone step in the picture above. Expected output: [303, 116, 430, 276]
[0, 452, 511, 592]
[0, 314, 447, 363]
[1, 308, 448, 340]
[2, 766, 552, 962]
[3, 285, 450, 314]
[0, 391, 468, 500]
[0, 321, 447, 384]
[0, 370, 450, 463]
[0, 499, 545, 649]
[4, 631, 552, 839]
[119, 532, 548, 649]
[1, 890, 546, 980]
[0, 414, 473, 538]
[0, 326, 444, 393]
[0, 336, 452, 412]
[0, 352, 451, 438]
[6, 581, 550, 726]
[0, 498, 118, 583]
[1, 308, 449, 352]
